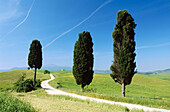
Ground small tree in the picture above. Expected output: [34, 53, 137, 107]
[44, 70, 50, 74]
[110, 10, 137, 97]
[73, 31, 94, 91]
[28, 40, 42, 87]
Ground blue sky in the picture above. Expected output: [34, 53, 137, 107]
[0, 0, 170, 72]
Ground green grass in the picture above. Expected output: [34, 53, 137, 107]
[49, 71, 170, 109]
[0, 69, 50, 91]
[0, 93, 35, 112]
[12, 89, 144, 112]
[0, 70, 169, 111]
[140, 72, 170, 81]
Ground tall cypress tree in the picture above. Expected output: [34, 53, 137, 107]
[73, 31, 94, 91]
[28, 40, 42, 87]
[110, 10, 136, 97]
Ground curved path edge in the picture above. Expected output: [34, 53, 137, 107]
[41, 74, 170, 112]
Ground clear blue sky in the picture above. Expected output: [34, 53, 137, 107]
[0, 0, 170, 72]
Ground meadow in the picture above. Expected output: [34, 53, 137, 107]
[0, 69, 50, 91]
[0, 70, 144, 112]
[49, 71, 170, 109]
[13, 89, 143, 112]
[0, 93, 35, 112]
[140, 72, 170, 81]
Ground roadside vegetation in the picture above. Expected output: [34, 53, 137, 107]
[12, 89, 144, 112]
[0, 93, 35, 112]
[49, 71, 170, 109]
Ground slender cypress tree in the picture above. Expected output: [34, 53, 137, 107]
[28, 40, 42, 87]
[110, 10, 136, 97]
[73, 31, 94, 91]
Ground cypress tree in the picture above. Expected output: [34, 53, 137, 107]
[28, 40, 42, 87]
[73, 31, 94, 91]
[110, 10, 137, 97]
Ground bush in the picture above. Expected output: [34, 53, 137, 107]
[84, 87, 97, 93]
[13, 73, 42, 92]
[44, 70, 50, 74]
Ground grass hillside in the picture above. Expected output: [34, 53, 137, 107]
[0, 70, 143, 112]
[49, 71, 170, 109]
[0, 70, 169, 111]
[140, 72, 170, 81]
[0, 70, 50, 91]
[0, 93, 35, 112]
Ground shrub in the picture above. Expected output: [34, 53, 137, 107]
[13, 73, 42, 92]
[84, 87, 97, 93]
[56, 82, 63, 89]
[44, 70, 50, 74]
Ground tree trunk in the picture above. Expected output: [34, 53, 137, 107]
[81, 84, 85, 92]
[122, 82, 125, 97]
[33, 68, 37, 88]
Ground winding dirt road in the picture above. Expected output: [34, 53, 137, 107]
[41, 74, 170, 112]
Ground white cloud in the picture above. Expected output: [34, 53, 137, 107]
[137, 42, 170, 50]
[0, 0, 35, 41]
[0, 0, 21, 22]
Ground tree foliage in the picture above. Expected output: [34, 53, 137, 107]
[28, 40, 42, 87]
[110, 10, 136, 97]
[44, 70, 50, 74]
[73, 31, 94, 90]
[28, 40, 42, 69]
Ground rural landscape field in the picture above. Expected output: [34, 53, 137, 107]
[1, 0, 170, 112]
[0, 70, 170, 111]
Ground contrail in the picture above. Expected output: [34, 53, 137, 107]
[43, 0, 113, 49]
[0, 0, 35, 41]
[137, 42, 170, 49]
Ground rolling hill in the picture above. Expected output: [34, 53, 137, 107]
[0, 70, 50, 91]
[49, 71, 170, 109]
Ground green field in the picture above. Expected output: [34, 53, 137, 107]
[0, 70, 170, 111]
[0, 69, 50, 91]
[140, 72, 170, 81]
[13, 89, 144, 112]
[49, 71, 170, 109]
[0, 70, 144, 112]
[0, 93, 35, 112]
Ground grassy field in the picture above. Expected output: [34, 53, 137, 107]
[0, 70, 169, 111]
[0, 70, 143, 112]
[49, 71, 170, 109]
[0, 69, 50, 91]
[0, 93, 35, 112]
[140, 72, 170, 81]
[12, 89, 144, 112]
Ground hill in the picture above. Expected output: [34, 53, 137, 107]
[0, 65, 72, 72]
[138, 68, 170, 74]
[49, 71, 170, 109]
[139, 72, 170, 81]
[94, 70, 111, 74]
[42, 64, 72, 71]
[0, 70, 50, 91]
[0, 70, 142, 112]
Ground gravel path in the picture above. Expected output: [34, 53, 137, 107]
[41, 74, 170, 112]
